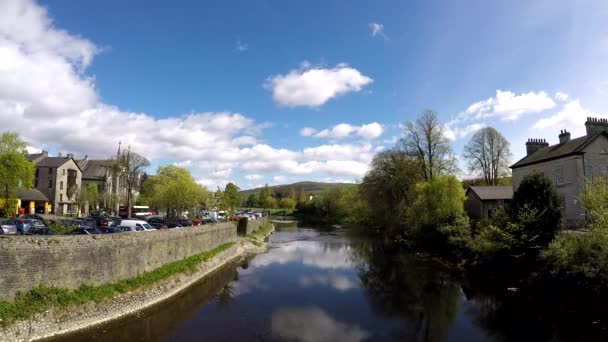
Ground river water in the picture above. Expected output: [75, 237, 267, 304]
[53, 225, 606, 341]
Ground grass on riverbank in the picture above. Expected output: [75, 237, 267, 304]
[251, 221, 273, 238]
[0, 242, 235, 326]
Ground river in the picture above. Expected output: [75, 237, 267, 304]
[51, 225, 606, 341]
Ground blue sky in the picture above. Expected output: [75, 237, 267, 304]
[1, 0, 607, 189]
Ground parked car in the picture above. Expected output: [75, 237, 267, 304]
[16, 219, 45, 234]
[92, 216, 114, 228]
[27, 227, 53, 235]
[116, 219, 156, 232]
[149, 223, 168, 230]
[0, 219, 18, 234]
[22, 214, 45, 221]
[99, 227, 123, 234]
[175, 219, 192, 227]
[146, 216, 166, 224]
[165, 221, 183, 228]
[70, 227, 102, 235]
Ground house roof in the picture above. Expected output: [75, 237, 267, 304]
[34, 157, 83, 171]
[26, 153, 44, 162]
[16, 188, 49, 202]
[78, 159, 111, 180]
[466, 186, 513, 201]
[511, 131, 608, 169]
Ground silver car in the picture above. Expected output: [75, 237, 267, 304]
[0, 219, 17, 235]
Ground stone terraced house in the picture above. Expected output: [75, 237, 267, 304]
[511, 117, 608, 227]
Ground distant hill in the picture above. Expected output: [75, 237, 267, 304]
[240, 181, 357, 196]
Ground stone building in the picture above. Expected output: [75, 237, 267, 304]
[465, 186, 513, 221]
[27, 152, 83, 215]
[511, 117, 608, 226]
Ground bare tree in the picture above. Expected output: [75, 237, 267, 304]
[463, 127, 512, 185]
[399, 110, 457, 181]
[116, 148, 150, 218]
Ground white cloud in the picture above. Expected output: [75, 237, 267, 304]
[264, 63, 373, 107]
[444, 123, 486, 141]
[462, 90, 555, 121]
[369, 22, 388, 40]
[244, 174, 263, 181]
[272, 175, 288, 184]
[533, 99, 608, 137]
[0, 0, 376, 189]
[235, 38, 248, 52]
[309, 122, 383, 140]
[272, 307, 369, 342]
[299, 127, 317, 136]
[555, 92, 569, 101]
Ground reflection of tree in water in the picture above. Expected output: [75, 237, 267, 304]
[352, 237, 462, 341]
[214, 283, 235, 311]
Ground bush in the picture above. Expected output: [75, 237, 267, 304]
[237, 217, 248, 235]
[468, 205, 541, 267]
[511, 172, 563, 245]
[541, 230, 608, 293]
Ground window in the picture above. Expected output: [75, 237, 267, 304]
[554, 168, 564, 185]
[62, 169, 65, 176]
[48, 180, 52, 188]
[35, 168, 39, 177]
[585, 165, 593, 180]
[48, 167, 52, 175]
[60, 181, 63, 190]
[34, 179, 38, 187]
[60, 194, 63, 202]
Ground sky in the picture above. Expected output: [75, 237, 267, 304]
[1, 0, 607, 190]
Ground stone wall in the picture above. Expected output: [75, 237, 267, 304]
[0, 222, 237, 300]
[245, 217, 269, 235]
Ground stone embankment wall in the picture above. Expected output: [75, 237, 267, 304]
[0, 223, 237, 300]
[245, 217, 269, 235]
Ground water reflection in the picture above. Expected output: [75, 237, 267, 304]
[271, 307, 370, 342]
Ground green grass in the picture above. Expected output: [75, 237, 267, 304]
[251, 222, 273, 238]
[0, 242, 235, 325]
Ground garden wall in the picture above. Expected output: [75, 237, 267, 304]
[0, 223, 237, 300]
[245, 217, 269, 235]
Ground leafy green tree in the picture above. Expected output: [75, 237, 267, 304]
[262, 195, 277, 209]
[245, 193, 259, 208]
[222, 182, 240, 210]
[360, 149, 422, 232]
[279, 197, 296, 210]
[85, 183, 99, 209]
[408, 175, 465, 228]
[142, 166, 210, 218]
[511, 172, 563, 245]
[0, 132, 34, 217]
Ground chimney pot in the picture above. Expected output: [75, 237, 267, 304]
[57, 152, 62, 157]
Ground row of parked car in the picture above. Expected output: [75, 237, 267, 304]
[0, 213, 223, 236]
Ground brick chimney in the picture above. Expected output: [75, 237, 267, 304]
[526, 138, 549, 156]
[585, 117, 608, 135]
[67, 153, 74, 159]
[559, 129, 571, 144]
[42, 150, 48, 158]
[57, 152, 62, 157]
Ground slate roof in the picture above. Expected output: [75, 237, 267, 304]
[16, 189, 49, 202]
[33, 156, 83, 172]
[466, 186, 513, 201]
[78, 159, 111, 180]
[511, 131, 608, 169]
[26, 153, 44, 162]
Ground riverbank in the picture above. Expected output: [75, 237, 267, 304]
[0, 224, 274, 342]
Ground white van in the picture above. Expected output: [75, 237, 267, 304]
[117, 219, 156, 232]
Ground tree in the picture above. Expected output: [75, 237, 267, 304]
[245, 193, 259, 208]
[511, 172, 563, 245]
[222, 182, 240, 210]
[360, 149, 423, 230]
[259, 184, 275, 209]
[408, 175, 465, 228]
[85, 183, 99, 210]
[399, 110, 457, 181]
[116, 149, 150, 218]
[279, 197, 296, 210]
[142, 166, 210, 218]
[0, 132, 34, 217]
[463, 127, 512, 185]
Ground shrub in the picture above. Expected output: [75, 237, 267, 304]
[237, 217, 248, 235]
[511, 172, 563, 245]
